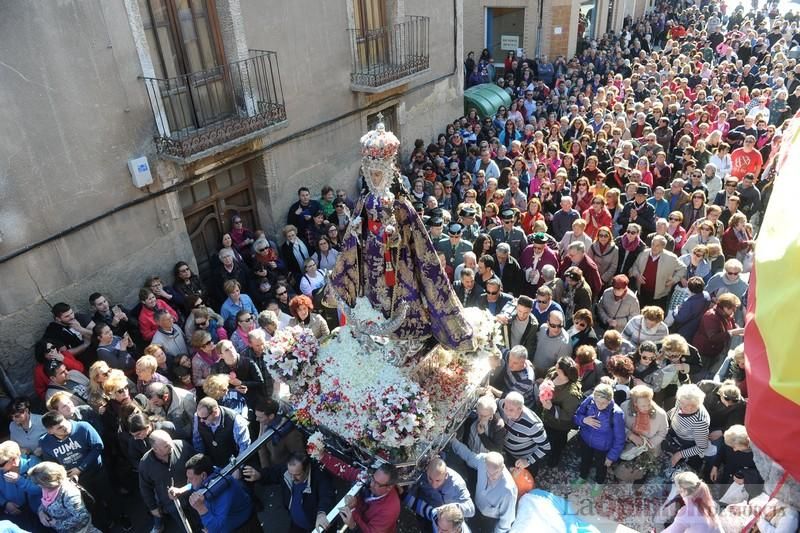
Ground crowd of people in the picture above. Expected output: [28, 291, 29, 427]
[2, 0, 800, 532]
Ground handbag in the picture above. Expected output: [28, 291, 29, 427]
[620, 437, 650, 461]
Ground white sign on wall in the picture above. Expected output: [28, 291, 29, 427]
[500, 35, 519, 50]
[554, 27, 563, 35]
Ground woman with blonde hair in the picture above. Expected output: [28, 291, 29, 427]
[614, 385, 669, 482]
[29, 461, 101, 533]
[661, 471, 723, 532]
[87, 360, 112, 407]
[203, 373, 248, 417]
[621, 306, 669, 345]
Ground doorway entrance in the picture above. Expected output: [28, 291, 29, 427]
[179, 160, 260, 283]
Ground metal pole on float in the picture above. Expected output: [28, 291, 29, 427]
[174, 421, 285, 533]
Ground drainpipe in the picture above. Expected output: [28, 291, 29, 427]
[535, 0, 544, 57]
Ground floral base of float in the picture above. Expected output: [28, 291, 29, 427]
[266, 300, 500, 480]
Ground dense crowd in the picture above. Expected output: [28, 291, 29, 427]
[2, 0, 800, 532]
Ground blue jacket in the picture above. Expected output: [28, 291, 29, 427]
[39, 420, 103, 474]
[0, 455, 42, 512]
[196, 469, 253, 533]
[672, 291, 711, 340]
[573, 397, 626, 461]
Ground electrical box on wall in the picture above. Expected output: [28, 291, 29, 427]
[128, 156, 153, 187]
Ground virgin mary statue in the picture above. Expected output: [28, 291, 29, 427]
[329, 120, 476, 352]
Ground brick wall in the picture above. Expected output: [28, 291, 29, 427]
[463, 0, 579, 61]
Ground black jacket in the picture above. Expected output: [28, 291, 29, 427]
[213, 355, 266, 405]
[260, 463, 334, 528]
[500, 315, 539, 357]
[138, 439, 195, 514]
[459, 411, 508, 453]
[478, 292, 514, 316]
[497, 256, 525, 296]
[453, 281, 483, 308]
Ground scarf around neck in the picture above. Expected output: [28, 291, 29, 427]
[621, 233, 643, 253]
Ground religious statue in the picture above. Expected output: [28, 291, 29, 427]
[330, 118, 476, 352]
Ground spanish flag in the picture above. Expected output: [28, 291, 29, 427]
[744, 113, 800, 481]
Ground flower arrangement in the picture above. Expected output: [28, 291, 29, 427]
[306, 431, 325, 460]
[539, 379, 555, 403]
[367, 383, 434, 449]
[266, 326, 319, 393]
[462, 307, 503, 353]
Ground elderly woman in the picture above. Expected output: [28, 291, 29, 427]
[540, 357, 584, 467]
[721, 212, 753, 261]
[665, 384, 711, 471]
[29, 462, 101, 533]
[660, 471, 723, 532]
[714, 345, 747, 394]
[621, 306, 669, 345]
[683, 220, 720, 255]
[0, 440, 42, 529]
[587, 226, 618, 286]
[571, 340, 600, 392]
[558, 218, 593, 258]
[711, 424, 761, 488]
[667, 211, 688, 254]
[203, 373, 248, 418]
[596, 274, 640, 332]
[288, 295, 329, 339]
[614, 385, 669, 482]
[134, 354, 170, 395]
[569, 309, 598, 354]
[190, 330, 219, 388]
[615, 223, 646, 276]
[573, 383, 626, 492]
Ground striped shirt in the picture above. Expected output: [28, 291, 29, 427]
[669, 405, 710, 459]
[498, 400, 550, 464]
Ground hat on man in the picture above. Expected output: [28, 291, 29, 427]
[413, 201, 425, 212]
[531, 232, 549, 244]
[428, 217, 443, 227]
[615, 160, 630, 171]
[500, 209, 515, 220]
[448, 223, 463, 236]
[459, 206, 477, 218]
[636, 185, 649, 195]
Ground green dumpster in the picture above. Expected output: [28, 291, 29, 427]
[464, 83, 512, 119]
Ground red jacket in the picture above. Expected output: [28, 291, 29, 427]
[582, 208, 613, 239]
[138, 300, 179, 342]
[721, 227, 750, 259]
[320, 453, 400, 533]
[692, 306, 734, 358]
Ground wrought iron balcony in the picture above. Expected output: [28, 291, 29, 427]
[142, 50, 286, 160]
[348, 16, 430, 92]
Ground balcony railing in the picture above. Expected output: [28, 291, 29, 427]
[348, 16, 430, 92]
[142, 50, 286, 160]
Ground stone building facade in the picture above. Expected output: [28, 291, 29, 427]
[0, 0, 464, 393]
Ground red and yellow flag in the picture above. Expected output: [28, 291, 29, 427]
[744, 113, 800, 481]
